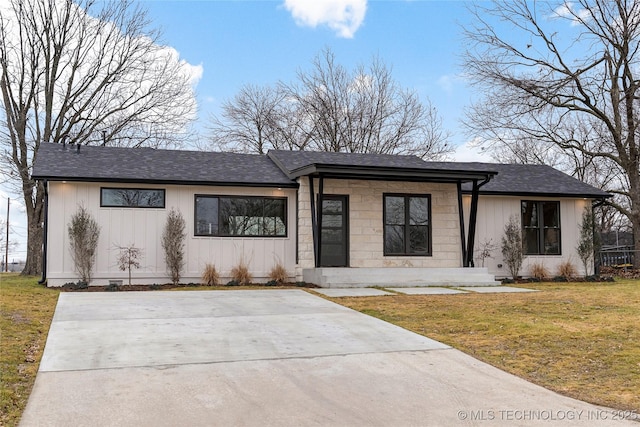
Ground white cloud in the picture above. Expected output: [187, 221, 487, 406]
[551, 2, 590, 26]
[162, 46, 203, 87]
[283, 0, 367, 38]
[437, 74, 466, 95]
[452, 139, 496, 163]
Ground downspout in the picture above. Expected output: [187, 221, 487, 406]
[457, 181, 467, 267]
[308, 176, 318, 268]
[317, 174, 324, 268]
[295, 185, 299, 264]
[466, 176, 492, 267]
[592, 198, 606, 276]
[38, 180, 49, 285]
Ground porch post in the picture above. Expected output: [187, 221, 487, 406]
[457, 181, 468, 267]
[308, 176, 318, 267]
[316, 174, 324, 267]
[466, 180, 480, 267]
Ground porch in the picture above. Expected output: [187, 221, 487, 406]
[303, 267, 500, 288]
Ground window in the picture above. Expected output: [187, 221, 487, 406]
[521, 201, 561, 255]
[383, 194, 431, 256]
[195, 195, 287, 237]
[101, 188, 165, 208]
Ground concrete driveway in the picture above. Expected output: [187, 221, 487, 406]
[21, 290, 635, 426]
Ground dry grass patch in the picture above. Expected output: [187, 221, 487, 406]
[0, 274, 60, 427]
[332, 281, 640, 412]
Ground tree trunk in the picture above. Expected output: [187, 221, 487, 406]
[21, 183, 45, 276]
[22, 219, 43, 276]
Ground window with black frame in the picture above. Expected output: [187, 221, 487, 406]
[100, 188, 165, 208]
[383, 194, 431, 256]
[195, 195, 286, 237]
[521, 200, 561, 255]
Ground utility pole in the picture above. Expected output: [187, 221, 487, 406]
[5, 198, 9, 273]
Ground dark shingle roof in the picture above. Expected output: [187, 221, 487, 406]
[267, 150, 498, 181]
[459, 162, 610, 198]
[268, 149, 430, 171]
[32, 144, 610, 198]
[32, 143, 296, 187]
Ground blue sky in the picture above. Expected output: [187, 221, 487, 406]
[140, 0, 487, 158]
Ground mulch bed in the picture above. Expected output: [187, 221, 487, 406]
[59, 282, 318, 292]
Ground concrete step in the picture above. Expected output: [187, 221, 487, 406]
[303, 267, 500, 288]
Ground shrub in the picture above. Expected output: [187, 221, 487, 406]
[501, 215, 523, 280]
[576, 206, 597, 277]
[268, 262, 289, 283]
[62, 280, 88, 290]
[529, 262, 550, 281]
[202, 263, 220, 286]
[557, 260, 578, 279]
[105, 282, 120, 292]
[68, 205, 100, 284]
[230, 259, 252, 285]
[162, 208, 186, 285]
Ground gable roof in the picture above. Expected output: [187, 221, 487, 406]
[267, 150, 498, 183]
[460, 163, 610, 198]
[32, 143, 297, 188]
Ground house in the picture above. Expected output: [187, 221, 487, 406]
[32, 143, 610, 287]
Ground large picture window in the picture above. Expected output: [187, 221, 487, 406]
[383, 194, 431, 256]
[521, 201, 561, 255]
[195, 195, 287, 237]
[101, 188, 165, 208]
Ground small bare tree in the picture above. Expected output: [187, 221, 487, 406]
[68, 206, 100, 283]
[162, 208, 186, 285]
[116, 244, 142, 286]
[501, 215, 523, 280]
[475, 238, 497, 267]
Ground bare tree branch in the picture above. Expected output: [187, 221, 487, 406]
[205, 48, 452, 160]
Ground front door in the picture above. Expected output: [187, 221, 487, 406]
[320, 195, 349, 267]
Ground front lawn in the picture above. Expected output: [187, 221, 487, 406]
[331, 280, 640, 412]
[0, 274, 60, 427]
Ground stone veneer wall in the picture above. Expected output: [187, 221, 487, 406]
[297, 178, 463, 273]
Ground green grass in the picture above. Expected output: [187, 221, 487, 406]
[332, 280, 640, 412]
[0, 274, 60, 427]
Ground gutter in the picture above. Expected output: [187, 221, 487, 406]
[38, 180, 48, 285]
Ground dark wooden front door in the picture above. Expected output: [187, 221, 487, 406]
[320, 195, 349, 267]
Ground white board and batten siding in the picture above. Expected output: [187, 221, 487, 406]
[464, 195, 590, 278]
[46, 181, 297, 286]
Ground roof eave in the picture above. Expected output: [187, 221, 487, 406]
[286, 163, 497, 182]
[32, 175, 299, 189]
[461, 190, 612, 199]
